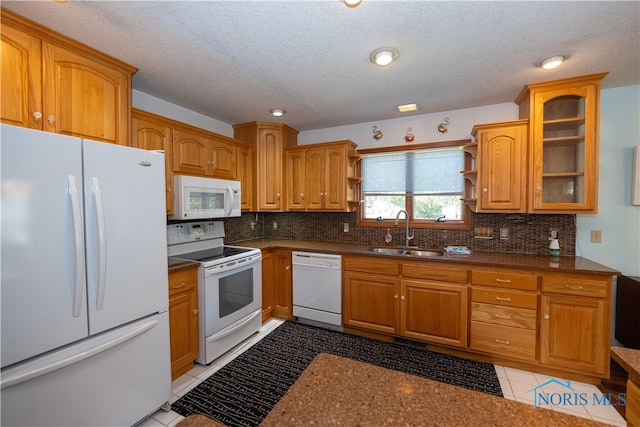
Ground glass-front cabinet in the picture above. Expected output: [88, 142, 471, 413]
[516, 73, 607, 213]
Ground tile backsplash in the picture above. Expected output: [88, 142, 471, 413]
[223, 211, 576, 256]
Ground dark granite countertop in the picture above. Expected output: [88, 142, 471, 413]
[235, 239, 619, 275]
[168, 257, 199, 273]
[611, 346, 640, 384]
[260, 353, 606, 427]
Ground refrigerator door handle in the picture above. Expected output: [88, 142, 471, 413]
[68, 175, 84, 318]
[92, 177, 107, 311]
[0, 317, 159, 390]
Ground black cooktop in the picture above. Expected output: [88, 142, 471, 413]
[176, 246, 253, 263]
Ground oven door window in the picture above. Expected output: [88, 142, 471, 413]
[219, 268, 254, 318]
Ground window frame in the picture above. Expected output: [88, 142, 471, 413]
[356, 139, 472, 230]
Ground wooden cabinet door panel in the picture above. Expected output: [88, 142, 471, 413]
[173, 129, 209, 175]
[257, 127, 283, 209]
[477, 123, 527, 212]
[1, 25, 42, 129]
[401, 280, 468, 347]
[305, 148, 324, 210]
[210, 139, 236, 179]
[169, 291, 199, 379]
[43, 43, 129, 145]
[132, 116, 173, 214]
[540, 294, 608, 375]
[286, 149, 306, 210]
[273, 249, 294, 320]
[343, 271, 399, 335]
[324, 147, 347, 210]
[237, 145, 254, 211]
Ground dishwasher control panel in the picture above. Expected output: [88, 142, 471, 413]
[292, 252, 342, 269]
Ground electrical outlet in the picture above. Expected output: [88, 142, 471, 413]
[250, 221, 255, 230]
[500, 228, 509, 239]
[591, 230, 602, 243]
[272, 221, 278, 230]
[549, 228, 558, 240]
[343, 223, 349, 232]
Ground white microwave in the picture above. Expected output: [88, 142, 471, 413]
[169, 175, 241, 219]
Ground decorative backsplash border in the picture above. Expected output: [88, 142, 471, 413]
[223, 211, 576, 256]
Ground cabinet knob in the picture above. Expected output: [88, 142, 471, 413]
[394, 294, 399, 299]
[543, 313, 550, 320]
[400, 295, 405, 301]
[33, 112, 43, 120]
[277, 193, 281, 199]
[47, 115, 56, 124]
[193, 309, 198, 315]
[167, 186, 172, 192]
[300, 193, 304, 199]
[482, 187, 488, 192]
[285, 265, 290, 271]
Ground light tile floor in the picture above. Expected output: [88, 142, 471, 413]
[139, 319, 627, 426]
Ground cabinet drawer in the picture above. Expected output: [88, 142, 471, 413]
[169, 268, 198, 297]
[471, 287, 537, 309]
[470, 322, 536, 361]
[471, 269, 539, 291]
[542, 273, 609, 298]
[471, 302, 536, 329]
[344, 256, 399, 276]
[402, 263, 468, 283]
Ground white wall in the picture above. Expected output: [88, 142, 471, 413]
[132, 90, 234, 137]
[576, 85, 640, 277]
[298, 103, 518, 148]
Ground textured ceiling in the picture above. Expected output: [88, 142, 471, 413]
[3, 1, 639, 131]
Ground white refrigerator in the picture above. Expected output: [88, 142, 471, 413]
[0, 124, 171, 426]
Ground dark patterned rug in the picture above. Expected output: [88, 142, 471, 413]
[172, 321, 502, 427]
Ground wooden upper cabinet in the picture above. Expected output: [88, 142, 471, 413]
[233, 122, 299, 211]
[516, 73, 607, 213]
[172, 128, 237, 179]
[1, 9, 136, 145]
[236, 144, 255, 211]
[472, 120, 528, 212]
[1, 22, 42, 129]
[131, 109, 174, 215]
[284, 140, 359, 212]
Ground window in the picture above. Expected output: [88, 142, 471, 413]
[357, 141, 470, 229]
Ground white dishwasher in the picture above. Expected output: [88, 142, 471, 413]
[292, 251, 342, 328]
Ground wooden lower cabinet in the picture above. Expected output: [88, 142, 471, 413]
[539, 272, 611, 377]
[628, 379, 640, 427]
[343, 256, 468, 348]
[168, 267, 199, 380]
[343, 270, 400, 335]
[539, 294, 609, 376]
[262, 249, 294, 321]
[401, 279, 468, 347]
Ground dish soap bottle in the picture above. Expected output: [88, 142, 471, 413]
[384, 228, 393, 246]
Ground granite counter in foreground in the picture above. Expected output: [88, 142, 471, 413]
[260, 353, 606, 427]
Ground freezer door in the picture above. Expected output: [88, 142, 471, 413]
[82, 140, 169, 334]
[1, 125, 89, 368]
[0, 312, 171, 427]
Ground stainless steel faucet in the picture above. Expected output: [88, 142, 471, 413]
[394, 209, 415, 247]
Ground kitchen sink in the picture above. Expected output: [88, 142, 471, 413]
[369, 247, 444, 257]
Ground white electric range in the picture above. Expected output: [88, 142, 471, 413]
[167, 221, 262, 365]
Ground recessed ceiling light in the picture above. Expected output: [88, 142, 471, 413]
[269, 109, 286, 117]
[343, 0, 363, 7]
[370, 47, 399, 67]
[540, 55, 566, 70]
[397, 103, 419, 113]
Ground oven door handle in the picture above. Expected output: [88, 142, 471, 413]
[206, 309, 261, 342]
